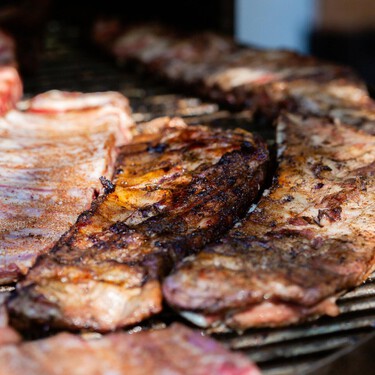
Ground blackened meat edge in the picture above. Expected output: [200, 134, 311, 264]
[163, 113, 375, 330]
[8, 117, 268, 331]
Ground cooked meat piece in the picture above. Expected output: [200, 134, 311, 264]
[20, 90, 134, 144]
[8, 117, 268, 331]
[147, 32, 235, 79]
[0, 66, 22, 115]
[284, 79, 375, 135]
[199, 49, 361, 111]
[111, 24, 176, 65]
[0, 323, 260, 375]
[163, 113, 375, 330]
[0, 91, 134, 284]
[104, 24, 365, 116]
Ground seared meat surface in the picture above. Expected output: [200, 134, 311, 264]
[284, 79, 375, 135]
[100, 23, 364, 116]
[163, 113, 375, 330]
[0, 323, 260, 375]
[8, 117, 268, 331]
[0, 91, 133, 284]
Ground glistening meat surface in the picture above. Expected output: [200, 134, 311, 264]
[0, 91, 133, 284]
[8, 117, 268, 331]
[163, 113, 375, 330]
[0, 323, 260, 375]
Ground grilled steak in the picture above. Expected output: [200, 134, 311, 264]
[0, 323, 260, 375]
[0, 66, 22, 115]
[8, 117, 268, 331]
[163, 113, 375, 330]
[0, 91, 133, 284]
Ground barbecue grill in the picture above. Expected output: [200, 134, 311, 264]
[0, 23, 371, 375]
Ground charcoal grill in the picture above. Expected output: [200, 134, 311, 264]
[3, 25, 374, 375]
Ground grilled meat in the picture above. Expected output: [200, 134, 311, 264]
[163, 113, 375, 330]
[111, 24, 176, 65]
[0, 66, 22, 115]
[284, 79, 375, 135]
[102, 24, 364, 115]
[8, 117, 268, 331]
[0, 323, 260, 375]
[0, 91, 133, 284]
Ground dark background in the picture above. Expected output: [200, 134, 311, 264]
[0, 0, 375, 85]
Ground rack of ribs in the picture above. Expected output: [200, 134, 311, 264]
[8, 117, 268, 331]
[163, 113, 375, 330]
[0, 90, 133, 284]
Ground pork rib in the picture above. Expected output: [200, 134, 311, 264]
[8, 117, 268, 331]
[163, 113, 375, 330]
[0, 91, 133, 284]
[0, 323, 260, 375]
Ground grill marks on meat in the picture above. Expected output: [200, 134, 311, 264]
[163, 113, 375, 330]
[0, 324, 260, 375]
[0, 91, 133, 284]
[8, 118, 268, 331]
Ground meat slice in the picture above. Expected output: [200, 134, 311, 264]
[163, 113, 375, 330]
[111, 24, 176, 65]
[198, 49, 360, 112]
[0, 323, 260, 375]
[19, 90, 134, 145]
[103, 24, 366, 118]
[284, 79, 375, 135]
[0, 91, 133, 284]
[0, 67, 22, 115]
[8, 117, 268, 331]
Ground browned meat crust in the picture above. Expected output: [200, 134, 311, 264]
[101, 24, 375, 134]
[8, 117, 268, 331]
[0, 91, 134, 284]
[0, 323, 260, 375]
[163, 113, 375, 330]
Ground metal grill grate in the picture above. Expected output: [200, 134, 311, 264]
[10, 27, 375, 374]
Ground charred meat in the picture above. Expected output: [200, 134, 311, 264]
[8, 117, 268, 331]
[163, 113, 375, 330]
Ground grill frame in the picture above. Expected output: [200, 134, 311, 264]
[2, 26, 374, 375]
